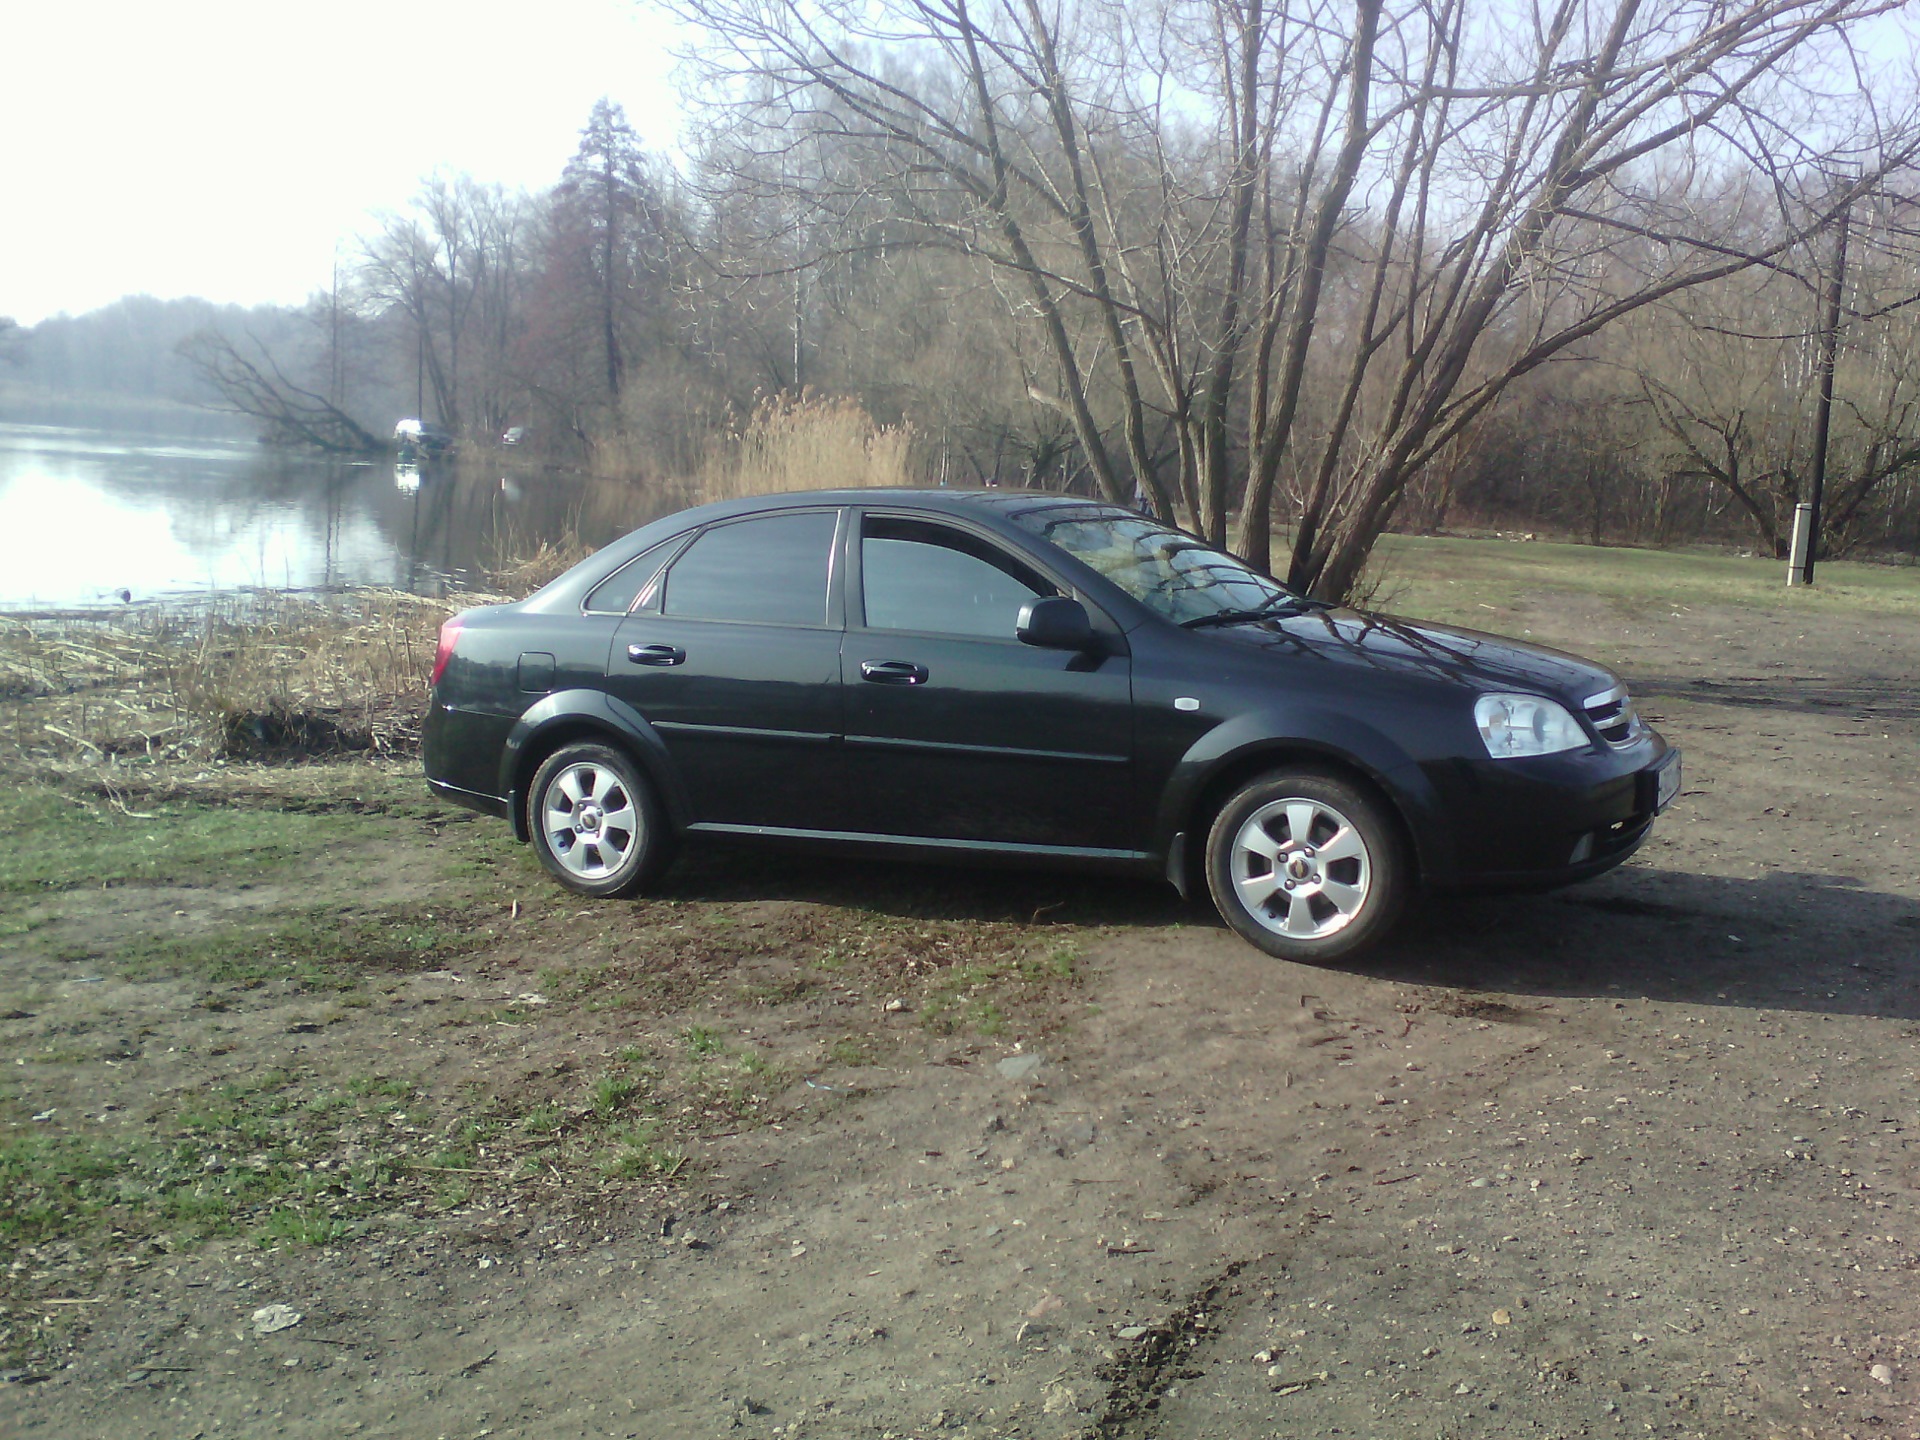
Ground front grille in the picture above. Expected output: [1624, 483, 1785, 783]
[1583, 685, 1641, 747]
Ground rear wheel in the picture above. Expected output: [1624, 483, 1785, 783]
[1204, 770, 1405, 962]
[527, 742, 671, 898]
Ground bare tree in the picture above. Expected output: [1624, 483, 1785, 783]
[178, 327, 386, 453]
[1629, 187, 1920, 555]
[1237, 0, 1916, 594]
[681, 0, 1182, 517]
[356, 174, 532, 439]
[675, 0, 1918, 595]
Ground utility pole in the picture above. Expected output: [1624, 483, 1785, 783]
[1804, 183, 1852, 585]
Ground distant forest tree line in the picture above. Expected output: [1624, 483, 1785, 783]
[8, 0, 1920, 594]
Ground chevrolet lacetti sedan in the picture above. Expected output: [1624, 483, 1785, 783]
[422, 491, 1680, 962]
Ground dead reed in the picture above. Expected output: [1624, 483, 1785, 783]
[0, 587, 486, 770]
[695, 394, 918, 500]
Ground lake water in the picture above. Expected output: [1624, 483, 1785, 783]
[0, 419, 668, 610]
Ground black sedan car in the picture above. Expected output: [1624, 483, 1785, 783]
[423, 490, 1679, 962]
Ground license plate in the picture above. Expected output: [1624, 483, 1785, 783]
[1655, 752, 1682, 812]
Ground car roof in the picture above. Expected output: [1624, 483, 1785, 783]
[601, 487, 1141, 546]
[519, 488, 1154, 617]
[671, 486, 1119, 515]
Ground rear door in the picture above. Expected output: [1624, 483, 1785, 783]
[840, 511, 1136, 851]
[605, 508, 846, 830]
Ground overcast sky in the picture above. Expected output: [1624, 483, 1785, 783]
[1, 0, 686, 327]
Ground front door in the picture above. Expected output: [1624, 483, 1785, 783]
[840, 512, 1135, 851]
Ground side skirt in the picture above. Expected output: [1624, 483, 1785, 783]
[686, 822, 1161, 877]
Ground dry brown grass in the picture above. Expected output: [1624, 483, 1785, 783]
[696, 394, 918, 500]
[481, 534, 599, 596]
[0, 590, 474, 769]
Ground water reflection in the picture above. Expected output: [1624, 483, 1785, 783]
[0, 420, 673, 608]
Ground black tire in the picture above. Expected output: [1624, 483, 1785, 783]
[526, 742, 672, 898]
[1204, 769, 1406, 963]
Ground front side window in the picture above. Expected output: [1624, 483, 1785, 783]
[860, 516, 1050, 638]
[662, 511, 837, 626]
[1005, 502, 1291, 624]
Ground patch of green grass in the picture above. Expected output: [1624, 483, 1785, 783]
[825, 1035, 876, 1067]
[1026, 942, 1080, 981]
[583, 989, 658, 1013]
[537, 960, 675, 1014]
[457, 1004, 531, 1026]
[1371, 533, 1920, 627]
[0, 910, 53, 941]
[919, 941, 1082, 1037]
[681, 1024, 723, 1057]
[178, 1073, 294, 1144]
[0, 788, 372, 896]
[591, 1072, 640, 1118]
[431, 1179, 475, 1209]
[18, 1045, 93, 1065]
[0, 1060, 457, 1270]
[345, 1074, 412, 1101]
[597, 1121, 684, 1180]
[537, 961, 617, 999]
[427, 1120, 499, 1170]
[108, 906, 487, 991]
[0, 1130, 144, 1247]
[256, 1205, 351, 1247]
[439, 825, 527, 878]
[733, 976, 820, 1007]
[920, 961, 1004, 1034]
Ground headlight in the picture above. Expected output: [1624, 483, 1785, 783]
[1474, 693, 1587, 758]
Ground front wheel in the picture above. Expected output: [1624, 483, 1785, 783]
[527, 742, 672, 898]
[1204, 770, 1406, 963]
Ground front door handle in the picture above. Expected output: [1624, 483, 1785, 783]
[860, 659, 929, 686]
[627, 643, 686, 667]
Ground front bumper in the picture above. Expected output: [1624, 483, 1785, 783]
[1420, 734, 1679, 892]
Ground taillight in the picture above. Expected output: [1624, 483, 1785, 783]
[430, 618, 464, 688]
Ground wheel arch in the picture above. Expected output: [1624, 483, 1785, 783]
[499, 690, 689, 842]
[1190, 748, 1418, 888]
[1157, 714, 1451, 897]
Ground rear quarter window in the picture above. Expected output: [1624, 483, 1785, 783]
[583, 537, 681, 614]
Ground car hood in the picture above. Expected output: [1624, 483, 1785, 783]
[1208, 607, 1619, 702]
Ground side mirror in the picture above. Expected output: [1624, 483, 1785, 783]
[1017, 595, 1095, 651]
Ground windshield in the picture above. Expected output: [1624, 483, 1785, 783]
[1005, 503, 1293, 624]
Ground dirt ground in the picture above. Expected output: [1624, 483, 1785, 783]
[4, 586, 1919, 1440]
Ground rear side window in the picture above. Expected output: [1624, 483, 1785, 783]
[662, 511, 837, 626]
[860, 516, 1051, 638]
[583, 538, 678, 614]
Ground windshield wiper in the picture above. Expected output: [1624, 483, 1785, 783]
[1180, 594, 1327, 628]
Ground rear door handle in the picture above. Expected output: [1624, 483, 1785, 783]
[627, 643, 686, 667]
[860, 659, 928, 686]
